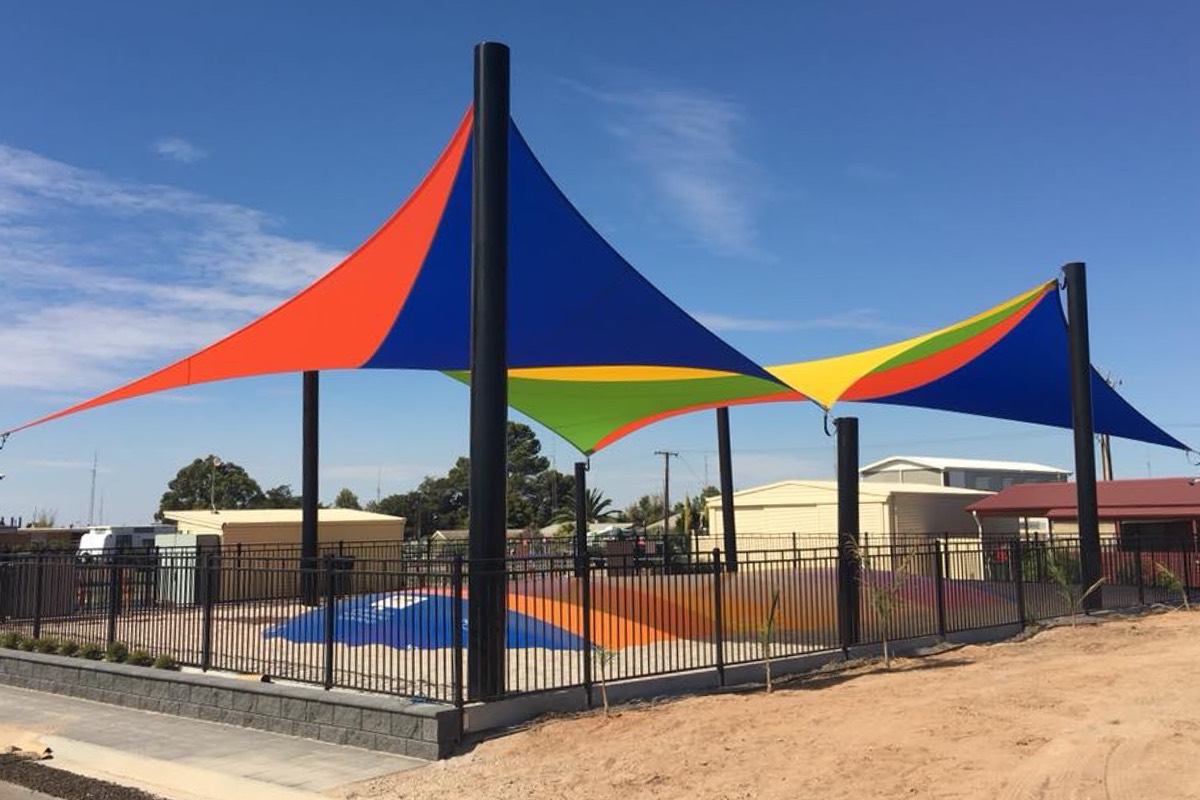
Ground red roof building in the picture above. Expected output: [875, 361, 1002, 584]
[968, 478, 1200, 551]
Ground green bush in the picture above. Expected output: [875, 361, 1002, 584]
[151, 654, 179, 671]
[58, 640, 80, 657]
[18, 637, 36, 652]
[0, 632, 23, 649]
[78, 642, 104, 660]
[125, 649, 153, 667]
[104, 642, 129, 663]
[32, 638, 59, 654]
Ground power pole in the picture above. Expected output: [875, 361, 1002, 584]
[1097, 371, 1120, 481]
[654, 450, 678, 567]
[88, 452, 98, 526]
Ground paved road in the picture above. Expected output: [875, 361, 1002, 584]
[0, 685, 424, 800]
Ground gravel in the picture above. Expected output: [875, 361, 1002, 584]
[0, 756, 165, 800]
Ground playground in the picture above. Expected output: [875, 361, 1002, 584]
[351, 609, 1200, 800]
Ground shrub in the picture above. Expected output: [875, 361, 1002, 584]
[104, 642, 129, 663]
[32, 638, 59, 654]
[151, 654, 179, 671]
[58, 640, 80, 657]
[78, 643, 104, 661]
[18, 637, 37, 652]
[0, 632, 23, 649]
[125, 650, 153, 667]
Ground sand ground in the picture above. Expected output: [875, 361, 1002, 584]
[347, 609, 1200, 800]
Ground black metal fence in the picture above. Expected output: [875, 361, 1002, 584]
[0, 536, 1192, 706]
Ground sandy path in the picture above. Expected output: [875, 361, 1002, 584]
[349, 610, 1200, 800]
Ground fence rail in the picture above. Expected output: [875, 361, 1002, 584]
[0, 536, 1193, 706]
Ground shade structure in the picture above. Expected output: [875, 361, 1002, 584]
[5, 109, 789, 446]
[766, 280, 1188, 451]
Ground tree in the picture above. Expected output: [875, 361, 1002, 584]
[262, 484, 303, 508]
[157, 455, 265, 520]
[366, 423, 581, 536]
[625, 494, 664, 528]
[334, 488, 361, 510]
[28, 507, 57, 528]
[554, 488, 618, 525]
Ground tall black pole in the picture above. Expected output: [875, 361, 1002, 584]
[573, 461, 588, 578]
[655, 451, 676, 568]
[836, 416, 861, 651]
[301, 370, 319, 606]
[716, 408, 738, 573]
[1063, 262, 1102, 611]
[467, 41, 510, 702]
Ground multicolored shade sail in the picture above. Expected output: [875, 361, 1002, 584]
[6, 110, 789, 440]
[765, 280, 1188, 451]
[4, 109, 1186, 456]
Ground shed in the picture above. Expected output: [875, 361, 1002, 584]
[160, 508, 406, 547]
[702, 479, 997, 553]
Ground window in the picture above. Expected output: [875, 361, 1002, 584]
[1118, 520, 1193, 552]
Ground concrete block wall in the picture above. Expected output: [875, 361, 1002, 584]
[0, 650, 459, 760]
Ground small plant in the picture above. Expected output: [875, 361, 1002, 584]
[18, 637, 37, 652]
[757, 589, 781, 692]
[860, 548, 917, 670]
[1045, 551, 1105, 626]
[1154, 562, 1190, 610]
[151, 654, 179, 671]
[125, 649, 154, 667]
[32, 638, 59, 654]
[0, 632, 23, 649]
[105, 642, 129, 663]
[58, 640, 80, 658]
[78, 642, 104, 660]
[592, 645, 618, 716]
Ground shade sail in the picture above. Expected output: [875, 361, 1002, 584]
[6, 109, 788, 447]
[765, 281, 1189, 451]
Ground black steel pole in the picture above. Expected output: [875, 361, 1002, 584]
[467, 41, 510, 702]
[1063, 262, 1102, 612]
[836, 416, 861, 651]
[574, 462, 588, 579]
[301, 370, 320, 606]
[716, 408, 738, 573]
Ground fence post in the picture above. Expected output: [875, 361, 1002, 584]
[581, 552, 593, 708]
[1134, 531, 1145, 607]
[200, 553, 215, 671]
[712, 549, 725, 687]
[1184, 538, 1194, 602]
[32, 553, 44, 640]
[323, 556, 336, 691]
[106, 558, 121, 646]
[933, 540, 947, 640]
[1012, 538, 1027, 625]
[451, 555, 465, 710]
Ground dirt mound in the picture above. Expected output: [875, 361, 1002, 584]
[351, 611, 1200, 800]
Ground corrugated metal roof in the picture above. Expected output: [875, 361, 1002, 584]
[707, 479, 991, 507]
[162, 509, 405, 529]
[861, 455, 1070, 474]
[969, 478, 1200, 518]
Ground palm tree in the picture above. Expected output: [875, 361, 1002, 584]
[554, 488, 619, 524]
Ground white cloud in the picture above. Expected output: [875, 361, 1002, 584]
[152, 137, 207, 164]
[581, 83, 768, 259]
[695, 308, 900, 334]
[0, 143, 344, 393]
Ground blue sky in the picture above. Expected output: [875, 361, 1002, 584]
[0, 1, 1196, 526]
